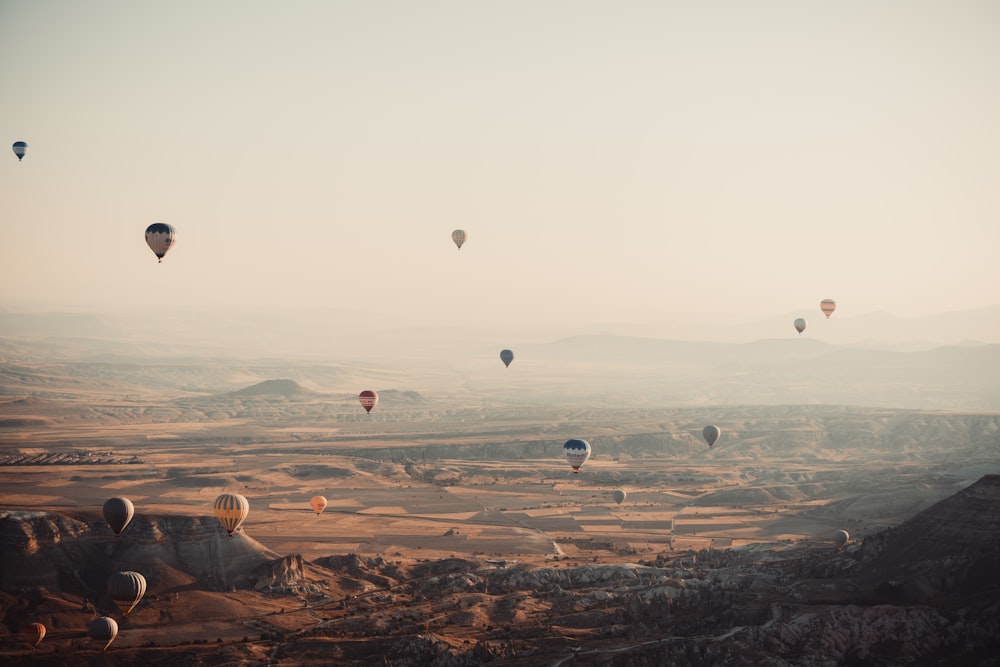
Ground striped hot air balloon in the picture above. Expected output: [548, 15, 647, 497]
[820, 299, 836, 319]
[12, 141, 28, 161]
[214, 493, 250, 536]
[451, 229, 467, 249]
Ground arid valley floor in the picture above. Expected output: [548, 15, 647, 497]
[1, 348, 999, 665]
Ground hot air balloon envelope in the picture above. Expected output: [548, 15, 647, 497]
[12, 141, 28, 161]
[820, 299, 836, 319]
[563, 438, 591, 473]
[102, 497, 134, 536]
[832, 529, 850, 546]
[702, 425, 721, 447]
[500, 349, 514, 368]
[310, 495, 327, 515]
[145, 223, 176, 262]
[108, 571, 147, 616]
[214, 493, 250, 535]
[88, 616, 118, 652]
[612, 489, 626, 505]
[359, 390, 379, 413]
[25, 622, 45, 648]
[452, 229, 467, 249]
[793, 318, 807, 335]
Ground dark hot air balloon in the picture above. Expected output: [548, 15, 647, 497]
[452, 229, 467, 249]
[500, 349, 514, 368]
[24, 622, 45, 648]
[359, 390, 378, 413]
[88, 616, 118, 651]
[214, 493, 250, 536]
[12, 141, 28, 161]
[832, 529, 850, 546]
[563, 439, 591, 473]
[612, 489, 626, 505]
[793, 317, 807, 335]
[702, 425, 721, 448]
[102, 497, 134, 536]
[144, 223, 176, 263]
[108, 571, 147, 616]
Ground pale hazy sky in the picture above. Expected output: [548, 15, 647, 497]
[2, 1, 999, 332]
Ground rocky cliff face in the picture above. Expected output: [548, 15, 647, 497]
[854, 473, 1000, 605]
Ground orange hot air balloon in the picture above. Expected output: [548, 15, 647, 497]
[359, 390, 378, 413]
[25, 622, 45, 648]
[310, 495, 327, 515]
[820, 299, 836, 319]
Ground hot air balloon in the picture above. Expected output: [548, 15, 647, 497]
[793, 318, 807, 335]
[820, 299, 836, 319]
[702, 425, 721, 448]
[359, 390, 378, 414]
[107, 571, 147, 616]
[451, 229, 467, 249]
[563, 439, 591, 473]
[500, 349, 514, 368]
[310, 495, 327, 515]
[24, 622, 45, 648]
[12, 141, 28, 161]
[88, 616, 118, 652]
[214, 493, 250, 536]
[102, 497, 134, 536]
[612, 489, 626, 505]
[144, 223, 176, 263]
[832, 529, 850, 546]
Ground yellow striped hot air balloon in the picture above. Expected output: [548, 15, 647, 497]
[213, 493, 250, 536]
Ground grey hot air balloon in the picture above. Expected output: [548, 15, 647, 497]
[144, 223, 176, 263]
[452, 229, 467, 249]
[500, 349, 514, 368]
[702, 425, 721, 448]
[107, 571, 147, 616]
[102, 497, 134, 536]
[88, 616, 118, 651]
[832, 529, 850, 546]
[793, 317, 807, 335]
[612, 489, 626, 505]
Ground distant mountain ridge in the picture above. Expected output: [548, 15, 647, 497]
[229, 379, 311, 397]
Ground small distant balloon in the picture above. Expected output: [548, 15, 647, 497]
[820, 299, 836, 319]
[500, 349, 514, 368]
[793, 318, 807, 335]
[612, 489, 626, 505]
[12, 141, 28, 161]
[702, 425, 721, 448]
[88, 616, 118, 652]
[563, 438, 591, 473]
[145, 223, 176, 263]
[452, 229, 467, 249]
[25, 622, 45, 648]
[310, 495, 327, 515]
[102, 497, 135, 536]
[359, 390, 379, 413]
[832, 529, 849, 546]
[214, 493, 250, 536]
[108, 571, 147, 616]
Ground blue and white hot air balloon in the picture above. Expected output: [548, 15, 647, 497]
[563, 439, 591, 474]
